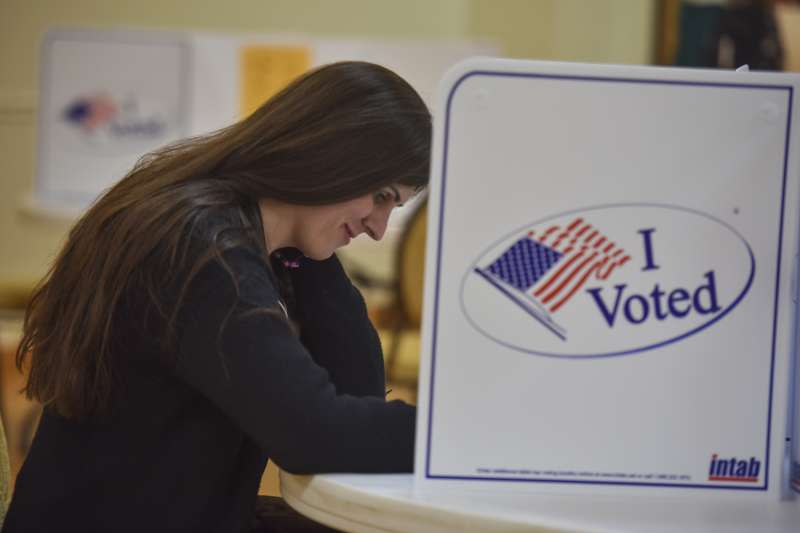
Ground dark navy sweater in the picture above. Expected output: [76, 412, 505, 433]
[4, 249, 415, 532]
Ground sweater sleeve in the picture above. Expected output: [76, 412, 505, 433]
[173, 248, 415, 474]
[288, 254, 386, 398]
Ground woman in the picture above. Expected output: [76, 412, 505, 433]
[4, 61, 430, 532]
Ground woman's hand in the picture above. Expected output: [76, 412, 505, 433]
[287, 254, 386, 398]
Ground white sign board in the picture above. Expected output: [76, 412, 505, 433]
[37, 29, 190, 209]
[415, 58, 800, 499]
[793, 328, 800, 493]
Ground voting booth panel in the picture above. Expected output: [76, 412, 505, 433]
[794, 328, 800, 493]
[414, 58, 800, 500]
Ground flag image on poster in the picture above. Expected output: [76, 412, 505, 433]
[474, 217, 630, 340]
[63, 94, 119, 132]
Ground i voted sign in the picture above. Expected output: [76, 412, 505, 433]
[416, 58, 800, 501]
[460, 204, 754, 358]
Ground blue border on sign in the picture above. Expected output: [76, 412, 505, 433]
[424, 69, 795, 492]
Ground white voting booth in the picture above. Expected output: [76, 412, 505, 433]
[414, 58, 800, 501]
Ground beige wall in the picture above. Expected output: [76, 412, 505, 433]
[0, 0, 655, 285]
[470, 0, 655, 64]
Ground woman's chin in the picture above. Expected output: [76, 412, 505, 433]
[301, 247, 336, 261]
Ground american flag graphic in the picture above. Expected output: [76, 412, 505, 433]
[64, 94, 118, 132]
[475, 217, 630, 340]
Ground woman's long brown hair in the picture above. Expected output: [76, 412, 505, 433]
[17, 61, 431, 420]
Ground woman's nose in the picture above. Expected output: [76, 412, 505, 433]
[363, 208, 390, 241]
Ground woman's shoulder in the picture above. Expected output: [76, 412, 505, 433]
[169, 207, 280, 310]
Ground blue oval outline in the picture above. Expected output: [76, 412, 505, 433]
[459, 202, 756, 359]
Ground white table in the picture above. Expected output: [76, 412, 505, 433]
[280, 472, 800, 532]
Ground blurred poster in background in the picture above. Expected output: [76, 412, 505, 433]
[657, 0, 799, 71]
[37, 29, 189, 211]
[775, 1, 800, 71]
[35, 28, 496, 222]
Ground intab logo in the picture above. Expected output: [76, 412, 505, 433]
[708, 454, 760, 482]
[460, 204, 754, 358]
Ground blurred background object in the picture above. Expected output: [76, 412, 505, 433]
[775, 0, 800, 70]
[657, 0, 797, 70]
[2, 0, 798, 502]
[33, 28, 495, 216]
[378, 198, 428, 388]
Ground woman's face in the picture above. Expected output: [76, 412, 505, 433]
[285, 183, 419, 260]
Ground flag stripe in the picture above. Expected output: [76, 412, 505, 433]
[547, 253, 612, 308]
[598, 255, 630, 280]
[566, 218, 583, 231]
[533, 250, 585, 297]
[575, 223, 591, 238]
[533, 231, 606, 297]
[549, 262, 603, 312]
[541, 251, 599, 304]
